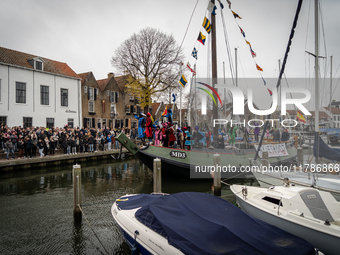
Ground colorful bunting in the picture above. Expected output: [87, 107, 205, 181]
[179, 74, 188, 88]
[267, 88, 273, 96]
[186, 62, 196, 76]
[239, 27, 245, 37]
[202, 17, 211, 34]
[197, 32, 206, 45]
[256, 64, 263, 71]
[208, 2, 217, 15]
[162, 106, 167, 116]
[192, 48, 198, 60]
[226, 0, 232, 9]
[250, 48, 256, 58]
[232, 10, 242, 19]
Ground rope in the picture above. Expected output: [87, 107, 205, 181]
[78, 205, 110, 255]
[80, 199, 116, 207]
[176, 0, 199, 60]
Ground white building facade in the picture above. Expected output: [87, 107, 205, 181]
[0, 47, 82, 128]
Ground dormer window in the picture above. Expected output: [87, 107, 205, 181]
[28, 57, 44, 71]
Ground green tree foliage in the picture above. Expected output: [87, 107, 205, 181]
[111, 27, 184, 108]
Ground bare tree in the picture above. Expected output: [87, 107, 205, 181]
[111, 27, 184, 108]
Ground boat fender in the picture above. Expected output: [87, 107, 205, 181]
[131, 244, 139, 255]
[242, 187, 248, 199]
[131, 230, 140, 255]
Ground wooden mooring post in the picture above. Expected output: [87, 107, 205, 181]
[213, 154, 221, 197]
[73, 164, 82, 222]
[262, 151, 269, 170]
[153, 158, 162, 193]
[297, 147, 303, 167]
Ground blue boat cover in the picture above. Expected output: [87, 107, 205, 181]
[117, 192, 314, 255]
[313, 133, 340, 161]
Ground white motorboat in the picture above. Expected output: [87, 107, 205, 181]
[231, 183, 340, 255]
[112, 192, 317, 255]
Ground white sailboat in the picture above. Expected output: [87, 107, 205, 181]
[231, 184, 340, 255]
[252, 0, 340, 194]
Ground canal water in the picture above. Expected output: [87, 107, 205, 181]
[0, 158, 258, 255]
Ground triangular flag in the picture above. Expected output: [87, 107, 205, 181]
[256, 64, 263, 71]
[202, 17, 211, 34]
[197, 32, 206, 45]
[232, 10, 242, 19]
[192, 48, 198, 60]
[162, 106, 167, 116]
[186, 62, 196, 76]
[239, 27, 245, 37]
[250, 48, 256, 58]
[245, 40, 251, 47]
[179, 74, 187, 88]
[267, 88, 273, 96]
[226, 0, 231, 9]
[208, 2, 217, 15]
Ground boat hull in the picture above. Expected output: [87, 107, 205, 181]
[232, 186, 340, 255]
[135, 143, 297, 179]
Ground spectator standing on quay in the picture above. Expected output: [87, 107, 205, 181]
[26, 135, 33, 159]
[17, 135, 25, 159]
[71, 137, 77, 154]
[38, 138, 44, 157]
[49, 136, 55, 156]
[44, 136, 50, 156]
[88, 135, 95, 152]
[31, 134, 38, 157]
[5, 138, 14, 160]
[107, 133, 112, 151]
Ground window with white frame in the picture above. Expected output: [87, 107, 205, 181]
[106, 90, 109, 97]
[97, 118, 102, 129]
[110, 91, 115, 102]
[61, 88, 68, 107]
[40, 85, 49, 105]
[16, 82, 26, 104]
[23, 117, 32, 128]
[111, 103, 116, 113]
[88, 87, 94, 100]
[84, 86, 87, 93]
[68, 118, 74, 128]
[46, 118, 54, 129]
[89, 101, 95, 112]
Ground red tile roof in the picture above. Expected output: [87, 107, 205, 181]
[115, 75, 129, 92]
[97, 78, 110, 92]
[324, 107, 340, 115]
[0, 46, 80, 79]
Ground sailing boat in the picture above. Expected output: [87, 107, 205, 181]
[250, 0, 340, 193]
[231, 2, 340, 254]
[115, 1, 298, 180]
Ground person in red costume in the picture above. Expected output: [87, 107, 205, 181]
[145, 112, 153, 143]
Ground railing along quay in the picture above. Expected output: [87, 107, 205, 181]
[0, 148, 128, 171]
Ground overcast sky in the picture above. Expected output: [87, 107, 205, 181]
[1, 0, 340, 107]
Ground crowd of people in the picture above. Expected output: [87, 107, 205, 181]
[0, 124, 134, 160]
[1, 117, 292, 160]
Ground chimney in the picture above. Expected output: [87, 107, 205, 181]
[108, 72, 114, 78]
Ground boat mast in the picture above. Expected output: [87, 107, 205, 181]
[211, 0, 218, 138]
[330, 55, 333, 127]
[315, 0, 319, 163]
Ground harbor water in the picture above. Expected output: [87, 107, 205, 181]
[0, 158, 257, 255]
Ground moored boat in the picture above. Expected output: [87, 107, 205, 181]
[231, 184, 340, 255]
[112, 192, 317, 254]
[116, 132, 297, 179]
